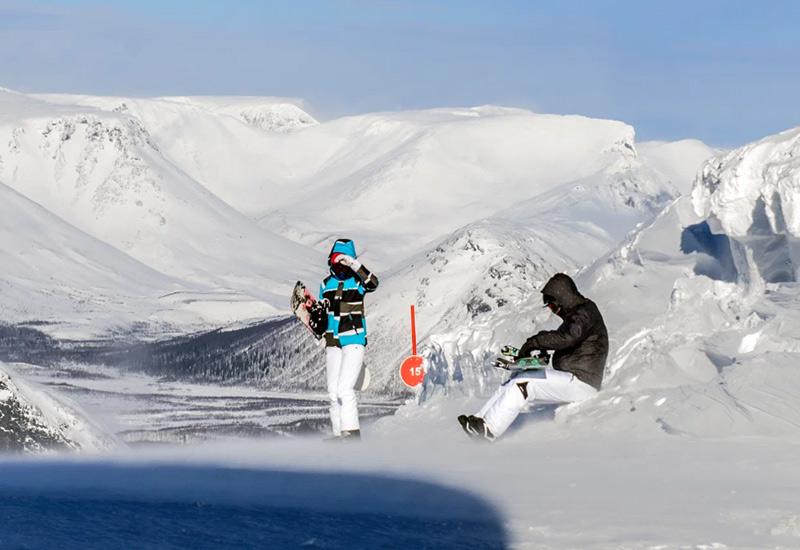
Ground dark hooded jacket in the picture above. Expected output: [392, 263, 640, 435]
[522, 273, 608, 390]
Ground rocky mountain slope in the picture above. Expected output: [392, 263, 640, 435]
[0, 361, 113, 453]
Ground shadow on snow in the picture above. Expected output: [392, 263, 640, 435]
[0, 461, 509, 549]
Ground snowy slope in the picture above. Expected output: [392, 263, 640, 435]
[0, 361, 113, 453]
[561, 128, 800, 438]
[364, 220, 588, 396]
[571, 197, 800, 438]
[0, 89, 321, 313]
[0, 180, 284, 338]
[262, 108, 648, 266]
[362, 137, 690, 396]
[32, 99, 652, 268]
[0, 179, 179, 336]
[161, 95, 317, 133]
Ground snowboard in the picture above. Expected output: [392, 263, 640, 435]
[290, 281, 371, 392]
[492, 345, 549, 371]
[291, 281, 327, 338]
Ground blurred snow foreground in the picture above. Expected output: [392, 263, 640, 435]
[0, 86, 799, 547]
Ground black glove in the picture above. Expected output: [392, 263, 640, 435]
[518, 337, 539, 359]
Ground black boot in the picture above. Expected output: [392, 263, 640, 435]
[459, 414, 490, 440]
[458, 415, 472, 436]
[466, 415, 495, 442]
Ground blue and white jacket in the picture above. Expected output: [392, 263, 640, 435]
[319, 239, 379, 348]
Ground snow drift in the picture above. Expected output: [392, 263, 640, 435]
[693, 127, 800, 284]
[566, 128, 800, 437]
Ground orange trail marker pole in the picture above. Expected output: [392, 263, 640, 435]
[410, 305, 417, 356]
[399, 304, 425, 388]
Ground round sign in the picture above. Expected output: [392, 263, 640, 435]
[400, 355, 425, 388]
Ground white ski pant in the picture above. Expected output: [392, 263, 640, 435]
[479, 367, 597, 438]
[326, 344, 364, 435]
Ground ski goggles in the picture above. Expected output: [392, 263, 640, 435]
[330, 262, 352, 279]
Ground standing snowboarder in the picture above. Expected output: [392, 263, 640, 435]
[460, 273, 608, 441]
[320, 238, 379, 440]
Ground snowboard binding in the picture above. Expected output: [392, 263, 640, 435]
[491, 345, 550, 371]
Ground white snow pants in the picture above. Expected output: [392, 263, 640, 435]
[326, 344, 365, 435]
[479, 367, 597, 438]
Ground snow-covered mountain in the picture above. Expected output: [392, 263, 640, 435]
[2, 82, 798, 549]
[1, 85, 724, 404]
[0, 179, 180, 337]
[0, 87, 716, 348]
[261, 108, 655, 266]
[36, 93, 317, 216]
[0, 178, 288, 338]
[32, 98, 666, 267]
[0, 361, 113, 452]
[0, 89, 321, 335]
[363, 130, 710, 395]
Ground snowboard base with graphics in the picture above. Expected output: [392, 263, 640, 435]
[291, 281, 326, 338]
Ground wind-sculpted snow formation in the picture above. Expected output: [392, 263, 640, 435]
[565, 129, 800, 437]
[693, 127, 800, 284]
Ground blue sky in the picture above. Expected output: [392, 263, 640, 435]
[1, 0, 799, 146]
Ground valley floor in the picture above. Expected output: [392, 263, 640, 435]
[8, 362, 399, 444]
